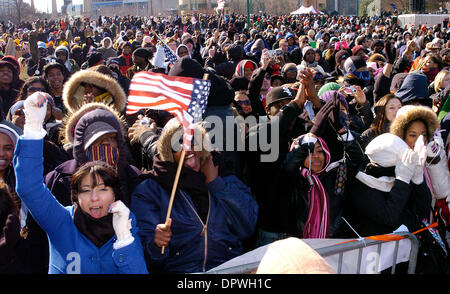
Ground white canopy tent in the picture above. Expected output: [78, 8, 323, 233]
[291, 5, 324, 15]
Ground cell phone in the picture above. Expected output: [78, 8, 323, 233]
[266, 50, 276, 58]
[304, 100, 315, 121]
[344, 86, 357, 95]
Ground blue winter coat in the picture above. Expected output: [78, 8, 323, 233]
[131, 174, 258, 273]
[13, 138, 148, 274]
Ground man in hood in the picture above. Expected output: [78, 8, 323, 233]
[0, 60, 19, 119]
[54, 45, 79, 74]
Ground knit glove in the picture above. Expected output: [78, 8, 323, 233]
[108, 200, 134, 250]
[426, 131, 445, 164]
[395, 148, 420, 184]
[328, 92, 345, 133]
[385, 40, 397, 64]
[23, 91, 49, 139]
[310, 98, 335, 137]
[0, 214, 20, 264]
[411, 135, 427, 185]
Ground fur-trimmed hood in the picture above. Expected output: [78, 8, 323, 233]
[390, 105, 439, 140]
[62, 69, 126, 114]
[157, 118, 210, 163]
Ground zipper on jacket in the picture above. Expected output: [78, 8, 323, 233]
[180, 191, 210, 272]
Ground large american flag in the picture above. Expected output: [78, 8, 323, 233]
[217, 0, 225, 10]
[126, 71, 211, 150]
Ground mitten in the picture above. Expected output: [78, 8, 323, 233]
[108, 200, 134, 250]
[23, 91, 49, 139]
[412, 135, 427, 184]
[395, 149, 419, 184]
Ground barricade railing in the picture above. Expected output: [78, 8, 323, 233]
[203, 232, 419, 274]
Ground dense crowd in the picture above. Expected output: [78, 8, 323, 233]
[0, 12, 449, 274]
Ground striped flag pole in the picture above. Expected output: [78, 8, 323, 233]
[161, 72, 210, 255]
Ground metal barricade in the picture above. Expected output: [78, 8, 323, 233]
[204, 232, 420, 274]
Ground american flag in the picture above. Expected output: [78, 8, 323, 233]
[217, 0, 225, 10]
[126, 71, 211, 150]
[162, 42, 178, 65]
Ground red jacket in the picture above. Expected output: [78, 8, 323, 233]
[116, 53, 133, 76]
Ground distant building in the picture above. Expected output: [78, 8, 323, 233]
[325, 0, 360, 15]
[65, 0, 178, 17]
[179, 0, 230, 16]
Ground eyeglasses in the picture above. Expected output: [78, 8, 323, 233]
[236, 99, 251, 106]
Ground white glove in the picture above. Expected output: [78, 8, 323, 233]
[109, 200, 134, 249]
[395, 149, 419, 184]
[426, 131, 445, 163]
[152, 44, 166, 69]
[23, 91, 49, 139]
[412, 135, 427, 185]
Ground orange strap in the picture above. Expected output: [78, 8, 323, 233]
[336, 222, 438, 245]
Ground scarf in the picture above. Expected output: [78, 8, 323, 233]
[86, 145, 119, 170]
[73, 204, 115, 248]
[292, 135, 331, 239]
[146, 155, 209, 223]
[92, 92, 114, 106]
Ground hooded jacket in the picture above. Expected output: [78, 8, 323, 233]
[131, 122, 258, 273]
[62, 68, 126, 114]
[54, 45, 79, 74]
[347, 133, 432, 236]
[98, 37, 117, 60]
[14, 138, 148, 274]
[390, 105, 449, 203]
[44, 103, 142, 208]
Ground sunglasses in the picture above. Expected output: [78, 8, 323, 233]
[28, 86, 45, 93]
[236, 99, 251, 106]
[14, 109, 24, 116]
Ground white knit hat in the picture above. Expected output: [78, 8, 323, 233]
[365, 133, 409, 167]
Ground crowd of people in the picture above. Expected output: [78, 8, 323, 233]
[0, 11, 449, 274]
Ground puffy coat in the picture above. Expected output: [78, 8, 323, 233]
[131, 174, 258, 274]
[14, 138, 148, 274]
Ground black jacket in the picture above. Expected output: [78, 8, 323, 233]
[347, 177, 432, 237]
[282, 137, 365, 237]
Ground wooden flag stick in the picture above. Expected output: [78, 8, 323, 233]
[161, 148, 185, 254]
[161, 73, 209, 254]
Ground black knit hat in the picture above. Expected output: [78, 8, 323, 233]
[168, 56, 204, 79]
[133, 47, 153, 60]
[335, 50, 350, 64]
[87, 50, 105, 67]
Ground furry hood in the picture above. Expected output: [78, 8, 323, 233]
[157, 118, 210, 163]
[390, 105, 439, 140]
[62, 69, 126, 114]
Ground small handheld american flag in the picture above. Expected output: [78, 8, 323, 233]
[162, 43, 178, 65]
[217, 0, 225, 10]
[127, 71, 211, 150]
